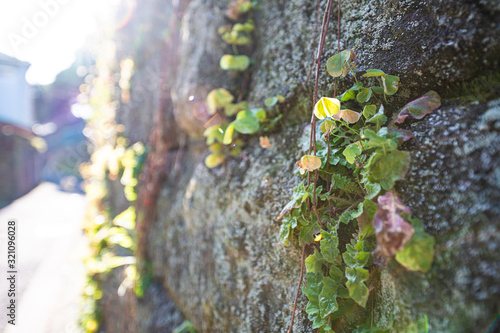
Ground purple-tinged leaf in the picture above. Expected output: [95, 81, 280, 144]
[372, 191, 414, 259]
[387, 127, 415, 144]
[395, 91, 441, 124]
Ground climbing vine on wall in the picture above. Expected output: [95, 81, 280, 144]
[279, 1, 440, 332]
[281, 48, 440, 332]
[204, 0, 284, 168]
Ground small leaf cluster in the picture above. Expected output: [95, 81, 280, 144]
[218, 19, 254, 47]
[225, 0, 259, 21]
[203, 91, 283, 168]
[326, 50, 399, 103]
[281, 50, 437, 331]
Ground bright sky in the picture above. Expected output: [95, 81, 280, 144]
[0, 0, 121, 85]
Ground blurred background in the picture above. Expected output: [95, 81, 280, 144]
[0, 0, 127, 332]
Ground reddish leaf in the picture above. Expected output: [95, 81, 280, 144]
[388, 127, 415, 144]
[372, 192, 414, 259]
[394, 91, 441, 124]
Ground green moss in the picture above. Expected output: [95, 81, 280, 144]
[441, 72, 500, 103]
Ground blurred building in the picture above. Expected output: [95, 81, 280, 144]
[0, 53, 40, 207]
[0, 53, 34, 127]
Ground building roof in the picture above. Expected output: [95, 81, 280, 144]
[0, 53, 30, 68]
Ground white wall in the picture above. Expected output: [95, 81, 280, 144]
[0, 57, 33, 128]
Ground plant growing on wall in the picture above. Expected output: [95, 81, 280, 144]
[203, 1, 284, 168]
[280, 47, 440, 331]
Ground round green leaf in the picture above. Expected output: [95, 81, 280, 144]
[362, 69, 386, 77]
[381, 75, 400, 95]
[371, 86, 384, 94]
[220, 54, 250, 71]
[250, 108, 266, 121]
[203, 124, 226, 144]
[343, 142, 363, 164]
[236, 110, 252, 119]
[326, 50, 351, 78]
[320, 119, 336, 133]
[233, 21, 254, 33]
[205, 153, 224, 168]
[395, 231, 435, 273]
[368, 150, 411, 190]
[264, 96, 278, 107]
[356, 87, 372, 103]
[223, 123, 235, 145]
[235, 35, 251, 45]
[340, 90, 355, 102]
[362, 105, 377, 118]
[206, 88, 234, 114]
[233, 116, 259, 134]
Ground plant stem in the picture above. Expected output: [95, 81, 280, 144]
[356, 174, 368, 195]
[338, 200, 362, 223]
[328, 196, 355, 205]
[311, 0, 334, 221]
[343, 123, 360, 135]
[346, 61, 359, 85]
[288, 244, 307, 333]
[326, 136, 333, 225]
[333, 0, 341, 97]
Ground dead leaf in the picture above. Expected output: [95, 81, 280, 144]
[339, 109, 361, 124]
[372, 191, 414, 259]
[259, 136, 271, 148]
[296, 155, 322, 175]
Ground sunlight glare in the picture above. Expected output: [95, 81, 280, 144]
[0, 0, 120, 85]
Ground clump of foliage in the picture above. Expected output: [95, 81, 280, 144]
[77, 50, 151, 332]
[203, 1, 283, 168]
[280, 49, 440, 331]
[80, 136, 148, 332]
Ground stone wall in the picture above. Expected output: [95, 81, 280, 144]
[99, 0, 500, 332]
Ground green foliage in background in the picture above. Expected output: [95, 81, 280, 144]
[203, 1, 285, 168]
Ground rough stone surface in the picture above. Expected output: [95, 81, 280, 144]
[113, 0, 175, 144]
[137, 281, 185, 332]
[101, 266, 138, 333]
[98, 0, 500, 332]
[250, 0, 500, 105]
[149, 132, 311, 332]
[393, 99, 500, 332]
[171, 0, 240, 138]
